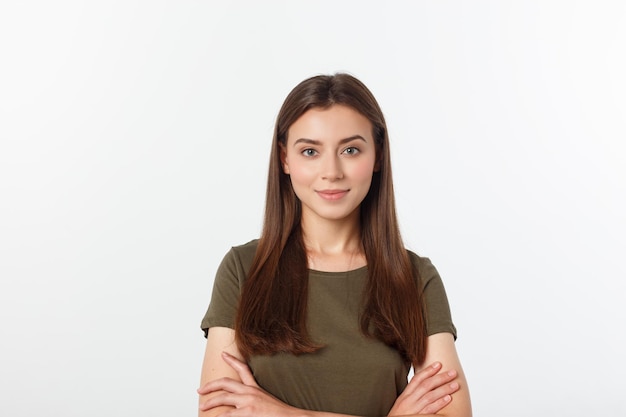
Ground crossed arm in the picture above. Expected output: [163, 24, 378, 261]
[198, 327, 471, 417]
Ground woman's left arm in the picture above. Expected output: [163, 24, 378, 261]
[390, 332, 472, 417]
[198, 345, 463, 417]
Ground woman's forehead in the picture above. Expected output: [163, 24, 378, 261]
[286, 105, 373, 145]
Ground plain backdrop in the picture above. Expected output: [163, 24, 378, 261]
[1, 1, 624, 416]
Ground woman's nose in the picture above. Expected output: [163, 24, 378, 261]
[321, 155, 344, 180]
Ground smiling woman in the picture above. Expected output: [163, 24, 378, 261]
[282, 105, 378, 228]
[197, 74, 472, 417]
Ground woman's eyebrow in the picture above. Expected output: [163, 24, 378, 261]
[293, 135, 367, 147]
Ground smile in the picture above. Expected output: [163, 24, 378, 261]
[316, 189, 349, 201]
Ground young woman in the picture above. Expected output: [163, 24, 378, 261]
[198, 74, 472, 417]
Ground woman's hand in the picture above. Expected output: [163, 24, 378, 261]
[387, 362, 460, 416]
[198, 352, 300, 417]
[198, 349, 461, 417]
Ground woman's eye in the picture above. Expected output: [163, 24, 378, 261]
[302, 149, 317, 157]
[343, 146, 360, 155]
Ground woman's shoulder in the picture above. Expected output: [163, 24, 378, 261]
[214, 239, 259, 285]
[405, 249, 441, 286]
[231, 238, 259, 254]
[221, 239, 259, 269]
[405, 248, 434, 268]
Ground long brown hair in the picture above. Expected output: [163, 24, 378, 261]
[235, 73, 427, 365]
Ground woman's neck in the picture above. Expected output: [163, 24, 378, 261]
[300, 213, 366, 272]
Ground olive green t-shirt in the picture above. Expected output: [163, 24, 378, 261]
[201, 240, 456, 417]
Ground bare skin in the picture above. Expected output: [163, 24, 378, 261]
[198, 329, 468, 417]
[198, 105, 472, 416]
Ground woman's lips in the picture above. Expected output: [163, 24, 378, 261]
[316, 189, 349, 201]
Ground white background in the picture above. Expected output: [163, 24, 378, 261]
[1, 1, 624, 416]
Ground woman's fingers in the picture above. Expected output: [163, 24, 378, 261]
[416, 381, 460, 414]
[197, 353, 257, 395]
[418, 394, 453, 415]
[198, 374, 297, 416]
[406, 362, 442, 392]
[407, 364, 457, 396]
[388, 363, 461, 416]
[197, 354, 265, 414]
[221, 352, 258, 387]
[198, 377, 261, 411]
[197, 376, 248, 395]
[199, 390, 241, 411]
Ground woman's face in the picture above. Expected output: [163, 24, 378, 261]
[281, 104, 378, 225]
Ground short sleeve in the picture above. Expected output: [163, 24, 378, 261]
[410, 253, 457, 339]
[200, 241, 258, 337]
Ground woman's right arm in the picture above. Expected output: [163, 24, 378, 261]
[198, 327, 245, 417]
[199, 341, 461, 417]
[388, 333, 471, 417]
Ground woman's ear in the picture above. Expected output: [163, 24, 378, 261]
[279, 144, 290, 174]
